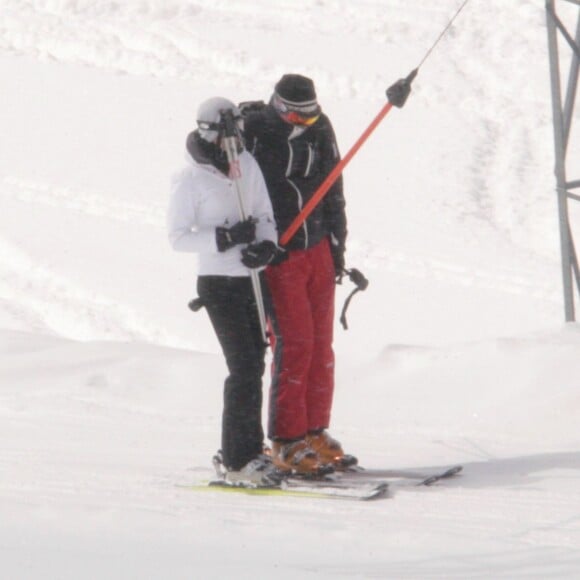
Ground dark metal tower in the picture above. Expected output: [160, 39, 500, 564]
[546, 0, 580, 321]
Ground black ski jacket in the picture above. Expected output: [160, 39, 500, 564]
[243, 104, 347, 254]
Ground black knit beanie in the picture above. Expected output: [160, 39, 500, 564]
[275, 74, 317, 105]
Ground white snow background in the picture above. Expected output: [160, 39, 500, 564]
[1, 1, 580, 578]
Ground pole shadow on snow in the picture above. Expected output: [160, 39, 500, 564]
[459, 451, 580, 489]
[395, 451, 580, 490]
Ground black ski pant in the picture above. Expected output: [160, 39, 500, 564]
[197, 275, 268, 471]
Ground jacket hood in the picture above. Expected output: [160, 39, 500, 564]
[186, 130, 230, 176]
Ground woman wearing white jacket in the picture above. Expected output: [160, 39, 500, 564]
[167, 97, 279, 486]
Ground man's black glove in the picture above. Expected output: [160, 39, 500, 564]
[216, 219, 256, 252]
[241, 240, 278, 269]
[330, 242, 345, 278]
[269, 246, 289, 266]
[238, 100, 266, 117]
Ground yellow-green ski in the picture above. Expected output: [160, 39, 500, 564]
[179, 480, 389, 501]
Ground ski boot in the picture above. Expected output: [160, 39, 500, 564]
[306, 430, 358, 470]
[271, 439, 333, 478]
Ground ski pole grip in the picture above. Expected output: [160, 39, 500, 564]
[347, 268, 369, 291]
[221, 109, 237, 138]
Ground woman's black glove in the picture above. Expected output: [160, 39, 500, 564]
[241, 240, 278, 268]
[216, 219, 256, 252]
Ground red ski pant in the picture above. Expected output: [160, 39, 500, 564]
[265, 238, 336, 441]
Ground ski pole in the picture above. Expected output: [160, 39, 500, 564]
[221, 110, 270, 345]
[279, 0, 471, 247]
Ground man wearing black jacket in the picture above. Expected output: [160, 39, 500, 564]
[243, 74, 351, 474]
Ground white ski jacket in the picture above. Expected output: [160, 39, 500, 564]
[167, 149, 277, 277]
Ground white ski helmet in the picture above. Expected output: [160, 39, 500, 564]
[196, 97, 242, 143]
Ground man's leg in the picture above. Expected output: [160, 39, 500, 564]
[265, 252, 313, 441]
[305, 239, 336, 432]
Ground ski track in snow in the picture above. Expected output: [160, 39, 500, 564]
[352, 238, 559, 302]
[1, 175, 165, 228]
[0, 1, 485, 97]
[0, 231, 179, 344]
[0, 178, 188, 346]
[448, 2, 555, 251]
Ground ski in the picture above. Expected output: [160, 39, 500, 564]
[179, 479, 389, 502]
[419, 465, 463, 486]
[285, 465, 463, 491]
[181, 457, 460, 502]
[336, 464, 463, 487]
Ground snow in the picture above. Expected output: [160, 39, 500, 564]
[1, 0, 580, 577]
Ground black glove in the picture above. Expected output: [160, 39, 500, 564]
[386, 78, 412, 108]
[269, 246, 289, 266]
[216, 219, 256, 252]
[241, 240, 278, 269]
[238, 100, 266, 117]
[330, 243, 345, 278]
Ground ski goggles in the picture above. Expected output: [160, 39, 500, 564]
[272, 93, 321, 126]
[280, 110, 320, 126]
[197, 115, 244, 133]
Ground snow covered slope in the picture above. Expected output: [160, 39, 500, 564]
[1, 1, 580, 578]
